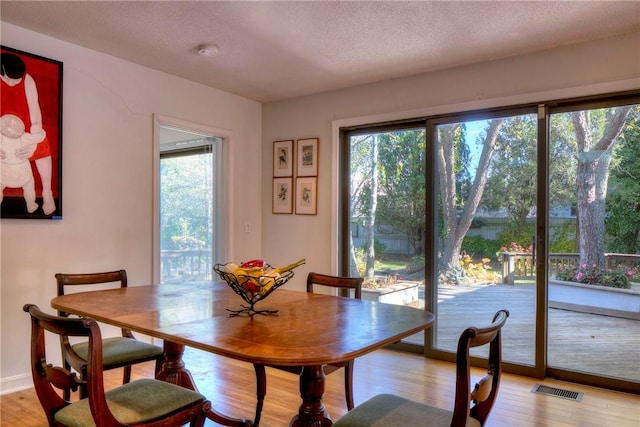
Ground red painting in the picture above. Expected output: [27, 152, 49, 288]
[1, 45, 62, 219]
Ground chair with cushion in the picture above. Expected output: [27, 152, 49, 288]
[333, 309, 509, 427]
[252, 272, 364, 426]
[24, 303, 210, 427]
[56, 270, 164, 399]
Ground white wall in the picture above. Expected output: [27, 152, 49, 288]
[0, 23, 262, 392]
[261, 32, 640, 289]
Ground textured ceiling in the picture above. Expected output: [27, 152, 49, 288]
[2, 1, 639, 103]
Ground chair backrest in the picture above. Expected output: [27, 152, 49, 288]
[23, 304, 117, 426]
[451, 309, 509, 427]
[56, 270, 128, 299]
[56, 270, 131, 338]
[306, 272, 363, 299]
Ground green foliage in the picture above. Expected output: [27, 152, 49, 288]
[374, 129, 426, 255]
[555, 263, 632, 289]
[549, 221, 576, 253]
[461, 235, 502, 261]
[359, 238, 386, 257]
[496, 223, 535, 253]
[355, 237, 387, 264]
[483, 115, 537, 224]
[605, 106, 640, 254]
[454, 123, 472, 204]
[548, 114, 579, 209]
[602, 272, 633, 289]
[349, 134, 377, 221]
[410, 254, 424, 266]
[160, 153, 212, 251]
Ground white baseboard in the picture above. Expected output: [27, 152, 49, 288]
[0, 372, 33, 396]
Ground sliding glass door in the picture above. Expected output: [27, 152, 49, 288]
[547, 102, 640, 385]
[431, 109, 538, 368]
[339, 92, 640, 393]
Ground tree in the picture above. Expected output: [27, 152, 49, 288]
[548, 113, 581, 250]
[350, 130, 426, 278]
[482, 114, 578, 248]
[376, 129, 426, 256]
[364, 134, 380, 279]
[482, 116, 537, 243]
[160, 153, 212, 251]
[349, 134, 377, 277]
[570, 106, 632, 271]
[438, 119, 504, 283]
[605, 106, 640, 254]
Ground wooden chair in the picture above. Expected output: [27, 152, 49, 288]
[252, 272, 364, 426]
[333, 309, 510, 427]
[24, 304, 210, 427]
[55, 270, 164, 399]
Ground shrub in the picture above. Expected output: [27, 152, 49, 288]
[461, 235, 502, 261]
[555, 263, 631, 289]
[359, 238, 386, 257]
[458, 253, 500, 284]
[496, 224, 535, 254]
[549, 222, 576, 253]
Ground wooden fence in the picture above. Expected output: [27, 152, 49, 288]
[501, 252, 640, 285]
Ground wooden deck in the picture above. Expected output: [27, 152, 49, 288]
[404, 283, 640, 382]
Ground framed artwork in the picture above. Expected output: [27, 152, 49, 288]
[296, 138, 318, 176]
[1, 45, 63, 219]
[295, 177, 317, 215]
[273, 139, 293, 177]
[273, 177, 293, 214]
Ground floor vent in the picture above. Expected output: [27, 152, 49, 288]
[531, 384, 583, 401]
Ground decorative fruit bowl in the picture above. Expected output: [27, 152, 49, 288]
[213, 258, 305, 315]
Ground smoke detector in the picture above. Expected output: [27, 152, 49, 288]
[195, 44, 218, 57]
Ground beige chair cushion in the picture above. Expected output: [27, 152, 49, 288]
[54, 378, 205, 427]
[333, 394, 481, 427]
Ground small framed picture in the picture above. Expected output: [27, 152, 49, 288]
[273, 140, 293, 177]
[296, 138, 318, 177]
[295, 177, 317, 215]
[273, 177, 293, 214]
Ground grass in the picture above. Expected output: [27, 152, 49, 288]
[375, 259, 408, 271]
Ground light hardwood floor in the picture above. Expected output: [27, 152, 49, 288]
[2, 348, 638, 426]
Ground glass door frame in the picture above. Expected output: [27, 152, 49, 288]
[421, 105, 545, 380]
[337, 90, 640, 395]
[543, 92, 640, 393]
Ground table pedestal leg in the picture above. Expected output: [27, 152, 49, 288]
[156, 341, 253, 427]
[156, 341, 198, 389]
[289, 365, 332, 427]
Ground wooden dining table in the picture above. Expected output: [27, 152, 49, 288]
[51, 280, 435, 427]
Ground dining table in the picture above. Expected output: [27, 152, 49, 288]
[51, 280, 435, 427]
